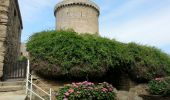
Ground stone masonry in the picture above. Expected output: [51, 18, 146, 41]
[0, 0, 22, 79]
[20, 43, 28, 57]
[54, 0, 100, 34]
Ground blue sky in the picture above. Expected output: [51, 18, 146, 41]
[18, 0, 170, 54]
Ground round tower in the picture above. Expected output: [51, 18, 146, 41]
[54, 0, 100, 34]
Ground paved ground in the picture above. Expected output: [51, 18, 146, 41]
[0, 95, 26, 100]
[0, 90, 26, 100]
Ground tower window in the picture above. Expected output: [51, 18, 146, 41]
[14, 10, 17, 17]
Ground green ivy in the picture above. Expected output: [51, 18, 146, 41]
[148, 77, 170, 96]
[27, 30, 170, 81]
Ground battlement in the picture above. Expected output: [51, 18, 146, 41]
[54, 0, 100, 34]
[54, 0, 100, 16]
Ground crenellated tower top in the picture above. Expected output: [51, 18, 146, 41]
[54, 0, 100, 16]
[54, 0, 100, 34]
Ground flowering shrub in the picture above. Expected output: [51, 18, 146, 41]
[56, 81, 116, 100]
[148, 77, 170, 96]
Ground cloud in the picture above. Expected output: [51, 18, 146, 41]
[18, 0, 61, 22]
[94, 0, 114, 12]
[100, 0, 149, 23]
[100, 1, 170, 48]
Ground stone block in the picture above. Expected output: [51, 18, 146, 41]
[0, 6, 8, 12]
[0, 72, 3, 77]
[0, 46, 5, 52]
[0, 51, 5, 56]
[0, 66, 3, 71]
[0, 63, 4, 77]
[0, 11, 8, 17]
[0, 56, 4, 62]
[0, 61, 3, 66]
[0, 0, 10, 6]
[0, 17, 8, 23]
[0, 30, 7, 38]
[0, 25, 7, 31]
[0, 37, 5, 42]
[0, 41, 4, 47]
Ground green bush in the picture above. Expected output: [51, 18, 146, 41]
[56, 81, 116, 100]
[27, 30, 170, 82]
[18, 55, 27, 61]
[27, 30, 124, 79]
[148, 77, 170, 96]
[126, 43, 170, 81]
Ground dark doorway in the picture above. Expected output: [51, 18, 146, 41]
[3, 59, 27, 80]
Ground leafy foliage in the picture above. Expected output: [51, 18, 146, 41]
[125, 43, 170, 81]
[27, 30, 170, 82]
[148, 77, 170, 96]
[56, 81, 116, 100]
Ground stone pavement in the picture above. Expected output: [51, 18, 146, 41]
[0, 90, 26, 100]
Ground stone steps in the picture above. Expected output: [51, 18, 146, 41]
[0, 90, 26, 100]
[0, 95, 26, 100]
[0, 80, 25, 92]
[0, 85, 24, 92]
[0, 81, 25, 86]
[0, 80, 26, 100]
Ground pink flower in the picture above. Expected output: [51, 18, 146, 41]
[155, 77, 163, 81]
[68, 89, 74, 93]
[87, 82, 94, 85]
[72, 83, 75, 85]
[102, 88, 108, 92]
[64, 92, 70, 96]
[83, 81, 88, 84]
[72, 83, 78, 88]
[76, 82, 83, 85]
[109, 88, 113, 92]
[63, 98, 68, 100]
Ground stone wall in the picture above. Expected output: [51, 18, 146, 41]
[0, 0, 22, 79]
[20, 43, 29, 57]
[0, 0, 10, 77]
[56, 5, 99, 34]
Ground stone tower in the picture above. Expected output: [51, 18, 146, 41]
[54, 0, 100, 34]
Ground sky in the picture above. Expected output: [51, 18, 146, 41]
[18, 0, 170, 55]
